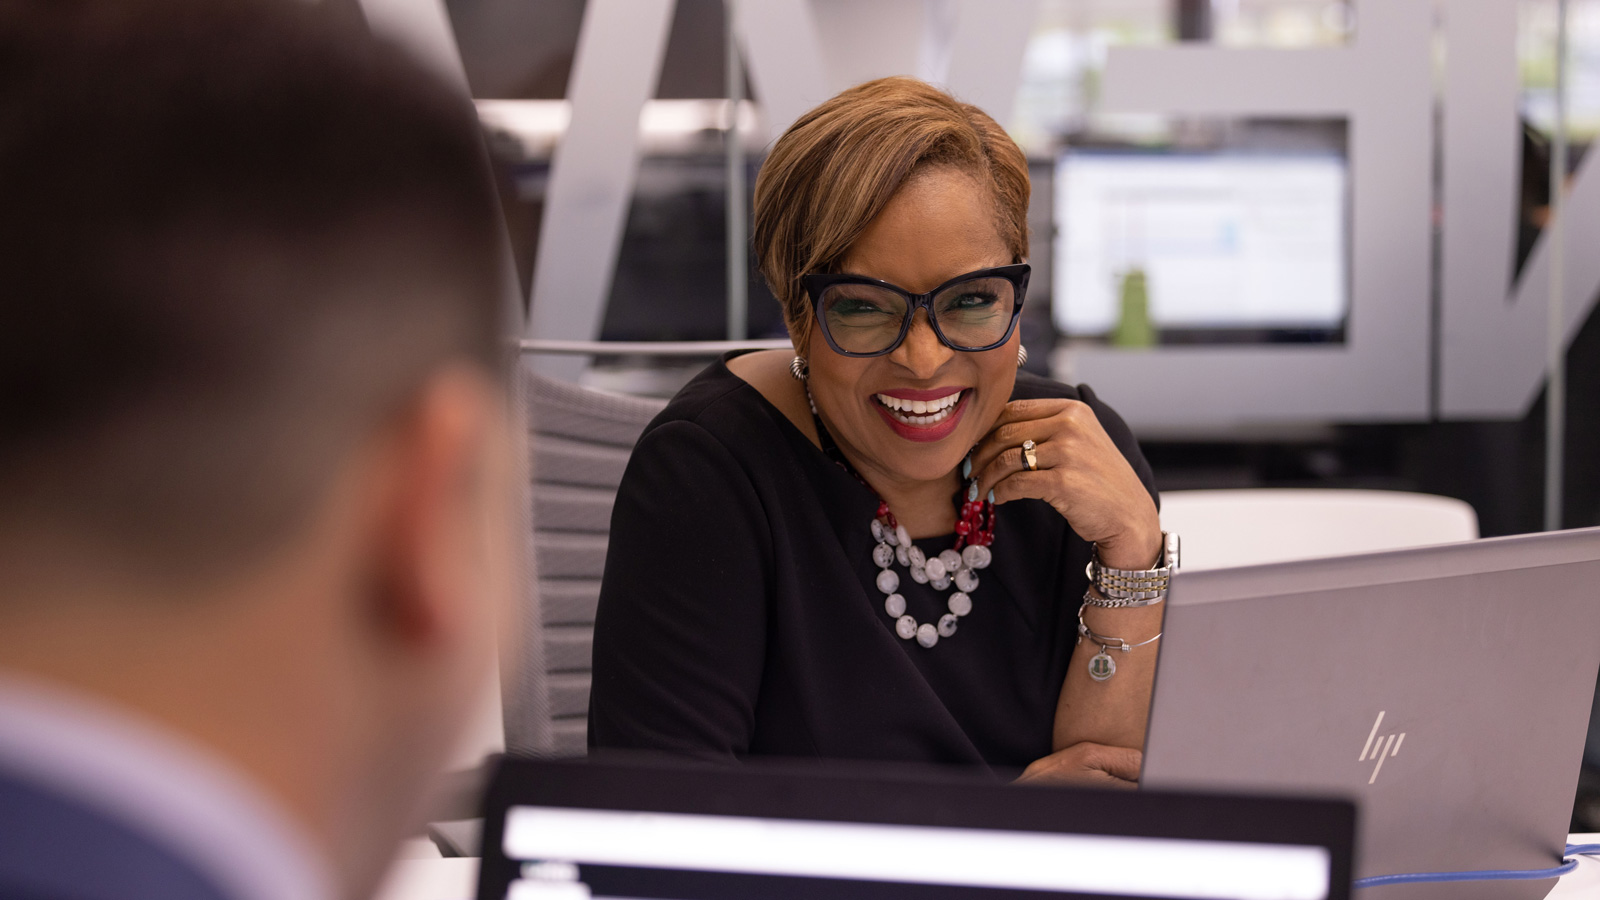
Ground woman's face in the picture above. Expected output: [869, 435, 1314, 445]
[802, 167, 1019, 489]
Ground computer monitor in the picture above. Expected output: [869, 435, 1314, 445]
[1052, 152, 1347, 339]
[477, 756, 1355, 900]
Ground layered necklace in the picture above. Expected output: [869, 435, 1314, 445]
[809, 391, 997, 649]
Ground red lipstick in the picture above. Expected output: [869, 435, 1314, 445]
[872, 389, 970, 443]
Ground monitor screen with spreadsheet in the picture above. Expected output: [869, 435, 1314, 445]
[1053, 152, 1347, 340]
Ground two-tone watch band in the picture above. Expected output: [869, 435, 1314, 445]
[1085, 531, 1181, 607]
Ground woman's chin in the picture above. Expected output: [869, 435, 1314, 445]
[864, 434, 974, 484]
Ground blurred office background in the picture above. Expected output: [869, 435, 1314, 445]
[380, 0, 1598, 823]
[440, 0, 1599, 540]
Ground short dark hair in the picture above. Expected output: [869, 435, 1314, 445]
[0, 0, 505, 578]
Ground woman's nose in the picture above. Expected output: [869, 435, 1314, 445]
[890, 309, 954, 379]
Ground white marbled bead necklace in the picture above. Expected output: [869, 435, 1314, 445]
[871, 497, 994, 648]
[805, 386, 998, 650]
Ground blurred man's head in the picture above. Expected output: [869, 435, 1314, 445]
[0, 0, 513, 893]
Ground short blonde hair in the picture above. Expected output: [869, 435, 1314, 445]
[752, 77, 1030, 347]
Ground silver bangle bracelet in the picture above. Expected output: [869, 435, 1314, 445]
[1076, 607, 1163, 652]
[1076, 606, 1162, 683]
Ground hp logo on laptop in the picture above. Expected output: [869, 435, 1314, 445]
[1359, 711, 1406, 784]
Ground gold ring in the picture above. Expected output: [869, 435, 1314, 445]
[1021, 439, 1038, 472]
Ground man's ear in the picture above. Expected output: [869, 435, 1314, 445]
[366, 364, 499, 650]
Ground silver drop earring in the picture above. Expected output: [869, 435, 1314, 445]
[1016, 345, 1029, 368]
[790, 356, 809, 381]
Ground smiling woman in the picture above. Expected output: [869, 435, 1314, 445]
[588, 78, 1166, 783]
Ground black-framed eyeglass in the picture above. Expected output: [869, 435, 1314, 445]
[801, 264, 1031, 357]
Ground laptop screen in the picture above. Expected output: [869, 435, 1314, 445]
[499, 804, 1330, 900]
[477, 757, 1353, 900]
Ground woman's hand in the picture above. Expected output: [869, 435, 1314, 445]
[1015, 742, 1141, 789]
[970, 399, 1160, 570]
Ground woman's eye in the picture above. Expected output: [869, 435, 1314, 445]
[831, 297, 894, 316]
[945, 291, 999, 310]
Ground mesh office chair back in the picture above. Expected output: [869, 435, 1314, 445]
[504, 366, 667, 757]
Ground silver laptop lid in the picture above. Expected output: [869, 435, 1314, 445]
[1141, 526, 1600, 900]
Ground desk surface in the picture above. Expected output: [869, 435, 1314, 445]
[1548, 832, 1600, 899]
[372, 833, 1600, 900]
[373, 856, 477, 900]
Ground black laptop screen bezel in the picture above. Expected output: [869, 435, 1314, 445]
[474, 753, 1355, 900]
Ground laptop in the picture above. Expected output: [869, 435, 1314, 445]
[1141, 525, 1600, 900]
[476, 755, 1354, 900]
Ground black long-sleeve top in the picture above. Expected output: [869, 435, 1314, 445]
[588, 354, 1158, 772]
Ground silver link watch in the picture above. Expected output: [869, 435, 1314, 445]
[1085, 532, 1181, 607]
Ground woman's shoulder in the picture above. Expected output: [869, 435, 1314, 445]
[1011, 370, 1125, 416]
[1010, 370, 1083, 402]
[642, 350, 814, 454]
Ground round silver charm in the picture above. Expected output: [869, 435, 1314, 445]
[924, 557, 946, 581]
[875, 569, 900, 594]
[938, 549, 962, 573]
[907, 546, 926, 568]
[947, 592, 972, 617]
[915, 623, 939, 648]
[895, 615, 918, 639]
[962, 544, 992, 570]
[896, 544, 910, 567]
[937, 613, 959, 637]
[954, 568, 979, 593]
[909, 564, 930, 584]
[930, 574, 952, 591]
[871, 520, 885, 543]
[873, 542, 894, 568]
[1088, 651, 1117, 682]
[884, 593, 906, 617]
[895, 525, 911, 548]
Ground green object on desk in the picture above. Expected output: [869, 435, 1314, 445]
[1110, 267, 1156, 348]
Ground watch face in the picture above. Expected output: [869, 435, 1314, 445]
[1165, 532, 1181, 570]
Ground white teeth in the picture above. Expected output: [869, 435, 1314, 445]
[873, 390, 965, 427]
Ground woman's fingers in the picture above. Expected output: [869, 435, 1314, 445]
[987, 468, 1057, 507]
[987, 397, 1077, 430]
[1014, 742, 1142, 788]
[1085, 743, 1144, 782]
[969, 423, 1052, 488]
[966, 397, 1160, 557]
[973, 431, 1073, 502]
[969, 399, 1095, 480]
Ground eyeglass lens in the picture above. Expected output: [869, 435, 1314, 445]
[819, 276, 1017, 354]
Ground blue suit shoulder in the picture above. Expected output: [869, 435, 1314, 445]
[0, 769, 232, 900]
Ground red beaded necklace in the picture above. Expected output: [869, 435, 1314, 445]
[869, 457, 996, 551]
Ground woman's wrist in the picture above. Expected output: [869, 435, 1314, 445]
[1094, 526, 1164, 571]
